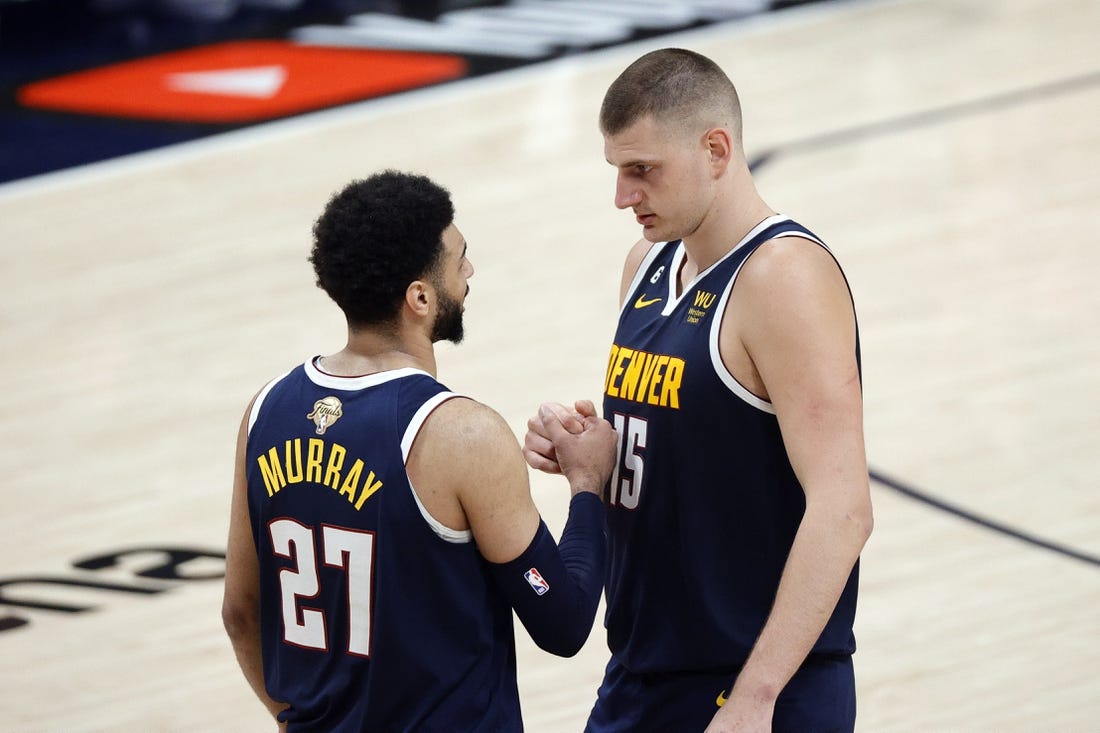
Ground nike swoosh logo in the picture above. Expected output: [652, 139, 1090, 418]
[716, 689, 728, 707]
[633, 295, 662, 309]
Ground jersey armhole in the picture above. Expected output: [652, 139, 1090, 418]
[708, 263, 777, 414]
[706, 229, 836, 415]
[401, 392, 473, 544]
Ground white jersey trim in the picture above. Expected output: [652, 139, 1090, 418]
[247, 367, 294, 435]
[707, 218, 826, 414]
[402, 391, 472, 544]
[708, 263, 776, 414]
[304, 357, 434, 390]
[625, 215, 792, 318]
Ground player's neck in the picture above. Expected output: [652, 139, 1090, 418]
[322, 328, 437, 378]
[681, 176, 774, 276]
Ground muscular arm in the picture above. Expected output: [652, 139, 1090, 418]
[222, 401, 289, 725]
[409, 398, 615, 656]
[710, 238, 873, 729]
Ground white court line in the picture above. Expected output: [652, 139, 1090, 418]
[0, 0, 892, 200]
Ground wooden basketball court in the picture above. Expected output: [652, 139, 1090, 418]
[1, 0, 1097, 729]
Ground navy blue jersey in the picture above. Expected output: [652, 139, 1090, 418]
[601, 216, 860, 674]
[245, 360, 522, 732]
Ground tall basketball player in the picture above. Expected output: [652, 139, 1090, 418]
[223, 170, 617, 732]
[525, 49, 873, 732]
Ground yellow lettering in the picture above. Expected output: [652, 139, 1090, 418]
[255, 439, 381, 507]
[607, 346, 632, 398]
[604, 346, 685, 411]
[257, 448, 286, 497]
[283, 439, 304, 484]
[694, 290, 716, 308]
[619, 349, 647, 401]
[647, 355, 670, 404]
[354, 471, 383, 510]
[604, 344, 620, 394]
[340, 460, 364, 502]
[324, 444, 347, 489]
[306, 439, 324, 483]
[635, 352, 659, 398]
[660, 357, 685, 408]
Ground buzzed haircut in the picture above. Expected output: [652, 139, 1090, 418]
[599, 48, 742, 143]
[310, 170, 454, 327]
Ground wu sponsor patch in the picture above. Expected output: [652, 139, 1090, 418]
[524, 567, 550, 595]
[686, 289, 717, 324]
[307, 396, 343, 435]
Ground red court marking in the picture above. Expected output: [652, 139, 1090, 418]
[17, 41, 467, 123]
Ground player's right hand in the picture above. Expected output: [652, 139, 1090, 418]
[535, 402, 616, 496]
[524, 402, 568, 474]
[523, 401, 598, 474]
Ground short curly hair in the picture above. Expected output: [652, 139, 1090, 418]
[310, 170, 454, 327]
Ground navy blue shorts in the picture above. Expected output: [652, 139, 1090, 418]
[584, 654, 855, 733]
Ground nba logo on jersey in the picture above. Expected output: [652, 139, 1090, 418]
[524, 568, 550, 595]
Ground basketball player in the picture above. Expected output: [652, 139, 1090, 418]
[524, 50, 874, 732]
[222, 170, 617, 732]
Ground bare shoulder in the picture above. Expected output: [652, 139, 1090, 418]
[620, 237, 659, 304]
[406, 396, 531, 541]
[412, 397, 538, 564]
[738, 235, 849, 300]
[416, 396, 518, 454]
[722, 236, 856, 397]
[410, 397, 526, 488]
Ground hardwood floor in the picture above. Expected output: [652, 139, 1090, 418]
[1, 0, 1097, 729]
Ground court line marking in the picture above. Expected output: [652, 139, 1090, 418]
[749, 68, 1100, 171]
[744, 70, 1100, 569]
[870, 468, 1099, 568]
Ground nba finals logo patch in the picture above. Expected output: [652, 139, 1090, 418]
[524, 567, 550, 595]
[307, 396, 343, 435]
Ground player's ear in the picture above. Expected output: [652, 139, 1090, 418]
[406, 280, 431, 317]
[703, 127, 732, 173]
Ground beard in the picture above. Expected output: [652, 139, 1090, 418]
[430, 288, 465, 344]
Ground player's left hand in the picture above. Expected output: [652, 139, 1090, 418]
[703, 691, 773, 733]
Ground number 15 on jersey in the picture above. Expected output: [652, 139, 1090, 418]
[609, 413, 647, 510]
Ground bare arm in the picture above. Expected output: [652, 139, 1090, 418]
[222, 400, 289, 727]
[410, 398, 544, 561]
[708, 239, 873, 731]
[410, 398, 616, 655]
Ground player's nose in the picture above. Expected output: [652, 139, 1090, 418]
[614, 176, 642, 210]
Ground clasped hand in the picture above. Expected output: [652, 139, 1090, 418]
[524, 400, 616, 494]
